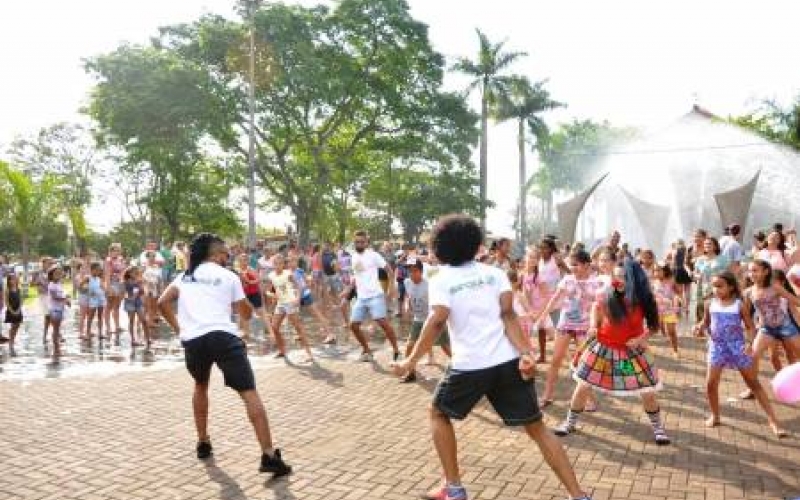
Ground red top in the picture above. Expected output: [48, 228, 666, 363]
[597, 304, 645, 348]
[241, 268, 260, 295]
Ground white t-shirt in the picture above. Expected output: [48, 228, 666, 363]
[174, 262, 245, 341]
[139, 250, 165, 268]
[268, 269, 297, 305]
[404, 277, 429, 322]
[351, 249, 386, 299]
[429, 262, 517, 370]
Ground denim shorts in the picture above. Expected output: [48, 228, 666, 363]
[350, 295, 387, 322]
[760, 318, 800, 340]
[433, 358, 542, 426]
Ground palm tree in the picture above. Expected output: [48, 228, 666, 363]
[0, 161, 57, 288]
[494, 75, 562, 248]
[452, 29, 526, 233]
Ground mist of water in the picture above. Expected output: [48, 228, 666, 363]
[575, 107, 800, 255]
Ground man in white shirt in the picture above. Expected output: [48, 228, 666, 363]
[392, 215, 590, 500]
[158, 233, 291, 478]
[347, 230, 401, 362]
[139, 240, 165, 267]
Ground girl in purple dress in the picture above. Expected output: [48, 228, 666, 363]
[699, 271, 785, 437]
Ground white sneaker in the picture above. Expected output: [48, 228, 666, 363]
[358, 352, 373, 362]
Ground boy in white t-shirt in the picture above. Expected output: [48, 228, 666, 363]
[400, 258, 451, 383]
[392, 215, 590, 500]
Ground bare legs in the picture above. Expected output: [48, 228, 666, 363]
[429, 406, 586, 499]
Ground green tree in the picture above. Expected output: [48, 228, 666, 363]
[0, 161, 58, 284]
[729, 94, 800, 150]
[153, 0, 477, 244]
[453, 29, 526, 233]
[534, 119, 634, 229]
[85, 45, 241, 241]
[493, 75, 562, 247]
[6, 122, 102, 255]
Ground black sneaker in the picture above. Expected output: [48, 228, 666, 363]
[259, 448, 292, 477]
[196, 440, 213, 459]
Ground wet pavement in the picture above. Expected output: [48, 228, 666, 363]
[2, 304, 800, 499]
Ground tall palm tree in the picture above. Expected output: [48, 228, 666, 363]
[494, 75, 562, 247]
[453, 29, 526, 233]
[0, 161, 57, 287]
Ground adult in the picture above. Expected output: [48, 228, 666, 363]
[157, 233, 291, 476]
[686, 229, 709, 323]
[692, 237, 729, 333]
[721, 224, 744, 275]
[391, 214, 591, 500]
[139, 240, 165, 268]
[591, 230, 621, 261]
[348, 230, 401, 361]
[320, 243, 340, 308]
[100, 245, 128, 337]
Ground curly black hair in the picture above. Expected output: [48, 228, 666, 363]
[430, 214, 483, 266]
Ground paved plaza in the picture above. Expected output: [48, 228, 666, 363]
[1, 311, 799, 500]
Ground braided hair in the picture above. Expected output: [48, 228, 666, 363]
[184, 233, 224, 282]
[606, 257, 659, 330]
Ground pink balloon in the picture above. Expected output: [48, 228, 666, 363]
[772, 362, 800, 404]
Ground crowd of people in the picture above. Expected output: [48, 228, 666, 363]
[1, 217, 799, 500]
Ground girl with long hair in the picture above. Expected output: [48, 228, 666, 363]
[554, 258, 669, 445]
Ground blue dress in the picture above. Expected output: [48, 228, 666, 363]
[708, 298, 752, 369]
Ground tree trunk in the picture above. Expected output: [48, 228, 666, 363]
[21, 232, 30, 297]
[295, 209, 311, 248]
[479, 82, 489, 236]
[518, 119, 527, 249]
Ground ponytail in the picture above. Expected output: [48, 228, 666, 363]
[184, 233, 223, 282]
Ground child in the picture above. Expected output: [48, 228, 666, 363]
[74, 258, 91, 341]
[123, 266, 146, 348]
[509, 269, 535, 351]
[400, 258, 451, 382]
[3, 274, 23, 355]
[267, 255, 314, 362]
[86, 262, 107, 342]
[638, 249, 657, 279]
[290, 257, 334, 345]
[48, 267, 71, 358]
[142, 252, 163, 348]
[236, 253, 271, 343]
[737, 261, 800, 399]
[652, 262, 681, 356]
[699, 271, 786, 436]
[534, 249, 602, 410]
[522, 249, 555, 364]
[554, 259, 670, 445]
[36, 257, 54, 345]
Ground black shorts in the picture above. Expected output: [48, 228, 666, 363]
[182, 331, 255, 392]
[246, 292, 263, 309]
[433, 358, 542, 426]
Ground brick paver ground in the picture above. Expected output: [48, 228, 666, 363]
[1, 310, 799, 500]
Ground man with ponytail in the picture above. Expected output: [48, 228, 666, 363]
[158, 233, 291, 477]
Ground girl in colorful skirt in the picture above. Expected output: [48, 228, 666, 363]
[554, 258, 670, 445]
[652, 262, 681, 356]
[699, 271, 786, 436]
